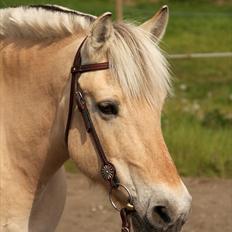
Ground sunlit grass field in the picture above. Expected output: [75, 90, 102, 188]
[1, 0, 231, 177]
[163, 58, 232, 177]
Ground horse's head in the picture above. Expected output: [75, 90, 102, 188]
[67, 6, 191, 232]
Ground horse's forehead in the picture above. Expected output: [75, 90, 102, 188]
[79, 71, 161, 116]
[80, 70, 122, 97]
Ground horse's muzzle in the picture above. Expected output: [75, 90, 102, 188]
[131, 211, 187, 232]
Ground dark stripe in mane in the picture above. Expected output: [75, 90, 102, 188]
[28, 4, 95, 22]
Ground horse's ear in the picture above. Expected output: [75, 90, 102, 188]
[89, 12, 113, 49]
[140, 5, 169, 42]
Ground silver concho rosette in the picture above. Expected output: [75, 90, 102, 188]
[101, 163, 115, 181]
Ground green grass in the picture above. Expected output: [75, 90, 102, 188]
[1, 0, 231, 177]
[168, 58, 232, 112]
[64, 160, 79, 173]
[163, 56, 232, 177]
[1, 0, 231, 53]
[162, 113, 232, 177]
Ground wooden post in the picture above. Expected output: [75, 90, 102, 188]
[115, 0, 123, 22]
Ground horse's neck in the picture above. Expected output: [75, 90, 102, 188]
[0, 35, 83, 189]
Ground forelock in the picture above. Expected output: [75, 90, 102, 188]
[108, 23, 171, 109]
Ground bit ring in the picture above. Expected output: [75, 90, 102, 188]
[109, 183, 134, 212]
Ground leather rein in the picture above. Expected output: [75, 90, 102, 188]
[65, 37, 134, 232]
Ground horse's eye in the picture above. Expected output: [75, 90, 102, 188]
[97, 101, 119, 116]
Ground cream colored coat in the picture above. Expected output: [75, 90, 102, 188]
[0, 5, 191, 232]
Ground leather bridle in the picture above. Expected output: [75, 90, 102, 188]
[65, 37, 135, 232]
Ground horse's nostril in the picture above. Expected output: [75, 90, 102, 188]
[153, 205, 171, 224]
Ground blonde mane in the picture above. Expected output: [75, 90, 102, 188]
[109, 23, 170, 108]
[0, 5, 95, 40]
[0, 5, 170, 108]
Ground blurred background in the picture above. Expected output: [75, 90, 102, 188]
[1, 0, 231, 178]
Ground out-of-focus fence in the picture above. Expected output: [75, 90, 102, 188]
[168, 52, 232, 59]
[115, 1, 232, 59]
[116, 0, 123, 22]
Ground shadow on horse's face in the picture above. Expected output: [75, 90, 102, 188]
[67, 6, 192, 231]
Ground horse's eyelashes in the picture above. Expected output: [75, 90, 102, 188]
[97, 101, 119, 116]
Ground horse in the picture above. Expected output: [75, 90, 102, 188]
[0, 4, 192, 232]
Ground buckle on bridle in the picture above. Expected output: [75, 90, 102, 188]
[71, 66, 79, 74]
[75, 90, 85, 111]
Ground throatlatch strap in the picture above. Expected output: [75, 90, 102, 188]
[65, 37, 86, 144]
[64, 74, 76, 144]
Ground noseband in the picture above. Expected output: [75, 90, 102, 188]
[65, 37, 134, 232]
